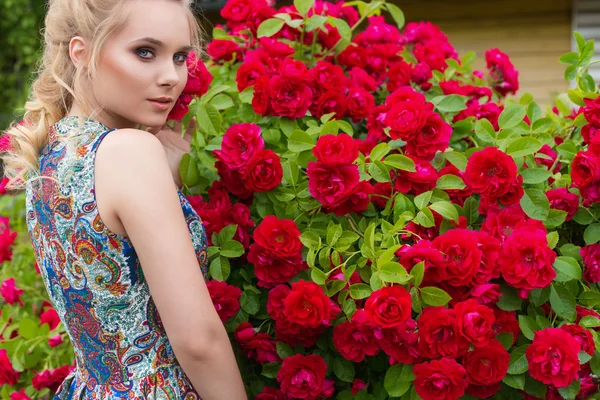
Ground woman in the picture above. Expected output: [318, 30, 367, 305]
[0, 0, 247, 398]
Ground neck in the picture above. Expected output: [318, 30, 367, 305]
[67, 103, 138, 130]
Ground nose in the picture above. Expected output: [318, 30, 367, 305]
[157, 59, 180, 88]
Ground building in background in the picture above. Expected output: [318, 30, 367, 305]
[196, 0, 600, 107]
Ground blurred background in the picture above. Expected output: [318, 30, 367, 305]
[1, 0, 599, 130]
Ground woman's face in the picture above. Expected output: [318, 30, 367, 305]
[91, 0, 192, 129]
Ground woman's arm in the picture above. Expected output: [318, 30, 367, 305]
[95, 128, 247, 400]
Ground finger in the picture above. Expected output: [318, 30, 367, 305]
[173, 120, 183, 134]
[184, 117, 196, 140]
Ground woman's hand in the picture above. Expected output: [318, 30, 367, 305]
[146, 118, 196, 188]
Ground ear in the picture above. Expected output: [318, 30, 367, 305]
[69, 36, 88, 69]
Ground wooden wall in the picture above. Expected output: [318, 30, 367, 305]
[395, 0, 572, 106]
[199, 0, 573, 107]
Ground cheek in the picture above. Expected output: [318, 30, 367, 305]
[99, 50, 148, 91]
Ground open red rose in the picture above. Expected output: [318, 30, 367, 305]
[234, 322, 279, 364]
[283, 280, 339, 328]
[364, 285, 412, 328]
[243, 149, 283, 192]
[333, 310, 380, 362]
[327, 180, 373, 216]
[560, 324, 595, 356]
[206, 280, 242, 323]
[0, 349, 20, 386]
[307, 162, 360, 207]
[432, 229, 482, 286]
[312, 134, 359, 166]
[1, 278, 23, 306]
[267, 75, 313, 120]
[277, 354, 334, 399]
[546, 188, 579, 221]
[253, 215, 302, 258]
[583, 97, 600, 126]
[465, 147, 518, 198]
[453, 300, 495, 347]
[214, 123, 264, 171]
[414, 358, 468, 400]
[32, 365, 74, 392]
[248, 245, 306, 288]
[462, 339, 509, 386]
[580, 244, 600, 283]
[526, 328, 580, 388]
[418, 306, 470, 359]
[380, 318, 421, 364]
[572, 151, 600, 189]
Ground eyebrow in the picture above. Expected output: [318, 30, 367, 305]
[131, 37, 193, 52]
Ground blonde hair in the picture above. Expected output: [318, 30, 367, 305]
[0, 0, 203, 191]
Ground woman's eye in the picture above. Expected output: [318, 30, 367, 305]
[136, 48, 154, 59]
[174, 53, 188, 64]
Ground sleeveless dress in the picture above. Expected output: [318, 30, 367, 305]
[24, 116, 209, 399]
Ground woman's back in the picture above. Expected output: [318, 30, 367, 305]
[25, 116, 208, 398]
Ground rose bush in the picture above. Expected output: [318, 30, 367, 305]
[2, 0, 600, 399]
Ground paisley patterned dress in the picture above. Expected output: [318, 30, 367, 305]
[25, 116, 209, 399]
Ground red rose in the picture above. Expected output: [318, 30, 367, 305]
[412, 62, 433, 90]
[469, 283, 501, 305]
[9, 389, 31, 400]
[333, 310, 380, 362]
[572, 151, 600, 188]
[418, 306, 470, 359]
[472, 231, 502, 284]
[349, 67, 378, 91]
[453, 300, 495, 347]
[307, 162, 360, 207]
[394, 156, 438, 195]
[338, 46, 367, 68]
[48, 335, 63, 348]
[206, 280, 242, 323]
[236, 58, 267, 92]
[215, 161, 254, 199]
[462, 339, 509, 386]
[583, 97, 600, 126]
[499, 220, 556, 290]
[351, 379, 367, 395]
[214, 123, 264, 171]
[253, 215, 302, 258]
[0, 349, 20, 386]
[364, 285, 412, 328]
[546, 188, 579, 221]
[40, 307, 60, 330]
[284, 281, 339, 328]
[396, 240, 446, 283]
[581, 244, 600, 283]
[526, 328, 580, 388]
[167, 93, 192, 121]
[380, 319, 421, 364]
[432, 229, 482, 286]
[413, 358, 468, 400]
[404, 111, 452, 161]
[346, 87, 375, 123]
[492, 307, 520, 345]
[560, 324, 595, 356]
[234, 322, 280, 364]
[220, 0, 254, 21]
[1, 278, 23, 306]
[312, 134, 359, 167]
[243, 149, 283, 192]
[268, 75, 313, 120]
[248, 245, 306, 288]
[327, 181, 373, 216]
[256, 387, 287, 400]
[384, 99, 430, 141]
[313, 90, 348, 120]
[206, 39, 242, 62]
[387, 61, 413, 92]
[313, 60, 345, 92]
[277, 354, 334, 399]
[252, 75, 271, 116]
[481, 204, 528, 242]
[32, 365, 74, 392]
[414, 39, 457, 72]
[465, 147, 518, 198]
[371, 182, 392, 209]
[498, 175, 524, 206]
[184, 52, 212, 96]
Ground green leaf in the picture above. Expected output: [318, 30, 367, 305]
[209, 256, 231, 281]
[497, 284, 522, 311]
[220, 240, 245, 258]
[179, 153, 199, 187]
[580, 315, 600, 328]
[209, 93, 234, 110]
[520, 188, 550, 220]
[218, 224, 238, 244]
[333, 355, 355, 382]
[525, 375, 548, 399]
[240, 292, 260, 315]
[579, 350, 592, 364]
[379, 262, 411, 284]
[294, 0, 315, 15]
[311, 268, 327, 285]
[553, 256, 582, 281]
[257, 18, 286, 38]
[518, 315, 541, 341]
[411, 261, 425, 288]
[444, 151, 468, 171]
[584, 223, 600, 245]
[383, 154, 415, 171]
[350, 283, 372, 299]
[414, 191, 433, 210]
[368, 161, 391, 183]
[557, 379, 580, 400]
[197, 104, 222, 136]
[475, 118, 496, 144]
[574, 31, 586, 53]
[276, 342, 294, 359]
[547, 231, 559, 249]
[496, 332, 515, 350]
[328, 17, 352, 50]
[579, 291, 600, 308]
[580, 40, 595, 66]
[431, 94, 468, 113]
[385, 3, 405, 29]
[559, 51, 579, 65]
[503, 374, 525, 390]
[261, 362, 281, 378]
[337, 231, 360, 247]
[499, 104, 527, 130]
[18, 318, 38, 340]
[420, 287, 452, 306]
[414, 209, 435, 228]
[369, 142, 391, 162]
[384, 364, 414, 397]
[300, 231, 321, 249]
[521, 167, 552, 184]
[326, 224, 343, 247]
[436, 174, 466, 190]
[507, 137, 543, 158]
[507, 345, 529, 375]
[429, 201, 459, 222]
[550, 284, 577, 322]
[288, 129, 315, 152]
[591, 352, 600, 376]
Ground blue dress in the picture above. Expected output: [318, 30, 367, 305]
[25, 116, 209, 399]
